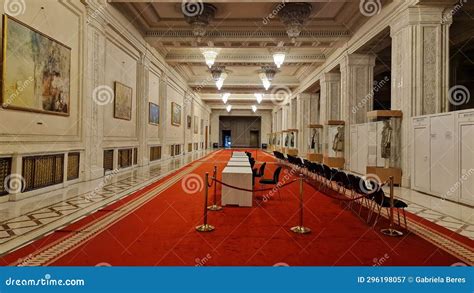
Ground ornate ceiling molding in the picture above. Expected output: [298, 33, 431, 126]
[145, 30, 350, 39]
[278, 2, 313, 43]
[165, 53, 326, 64]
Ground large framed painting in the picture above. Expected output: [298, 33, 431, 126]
[194, 116, 199, 134]
[149, 102, 159, 125]
[114, 82, 132, 120]
[171, 102, 181, 126]
[1, 15, 71, 116]
[186, 115, 192, 129]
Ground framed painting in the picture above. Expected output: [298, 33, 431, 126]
[194, 116, 199, 134]
[148, 102, 159, 125]
[114, 82, 132, 120]
[1, 15, 71, 116]
[186, 115, 192, 129]
[171, 102, 181, 126]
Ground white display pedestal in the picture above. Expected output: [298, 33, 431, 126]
[221, 166, 253, 207]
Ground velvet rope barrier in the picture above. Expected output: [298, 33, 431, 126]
[212, 177, 299, 193]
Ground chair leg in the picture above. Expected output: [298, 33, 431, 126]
[397, 209, 401, 226]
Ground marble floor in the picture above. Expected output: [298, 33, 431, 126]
[0, 150, 214, 255]
[392, 186, 474, 239]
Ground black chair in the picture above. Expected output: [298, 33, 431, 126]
[250, 159, 255, 169]
[252, 162, 266, 186]
[369, 188, 408, 229]
[259, 166, 282, 200]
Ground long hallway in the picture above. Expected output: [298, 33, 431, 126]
[2, 150, 471, 266]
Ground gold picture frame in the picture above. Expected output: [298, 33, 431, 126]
[171, 102, 182, 126]
[1, 15, 71, 116]
[114, 81, 132, 120]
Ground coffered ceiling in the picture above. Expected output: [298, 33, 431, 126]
[110, 0, 375, 109]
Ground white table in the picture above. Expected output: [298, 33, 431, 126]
[232, 151, 246, 157]
[221, 166, 253, 207]
[229, 157, 249, 162]
[227, 161, 250, 167]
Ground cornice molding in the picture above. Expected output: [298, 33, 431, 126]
[145, 30, 351, 39]
[165, 53, 326, 64]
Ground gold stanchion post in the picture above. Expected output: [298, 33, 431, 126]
[208, 166, 222, 211]
[196, 172, 215, 232]
[381, 176, 403, 236]
[291, 174, 311, 234]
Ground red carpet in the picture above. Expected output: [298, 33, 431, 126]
[2, 150, 470, 266]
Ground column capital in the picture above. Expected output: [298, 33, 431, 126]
[340, 53, 376, 69]
[321, 72, 341, 83]
[390, 5, 451, 36]
[297, 93, 312, 100]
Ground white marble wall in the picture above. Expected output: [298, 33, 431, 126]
[0, 0, 210, 201]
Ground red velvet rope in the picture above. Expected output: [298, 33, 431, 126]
[212, 177, 299, 192]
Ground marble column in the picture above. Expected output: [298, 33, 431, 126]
[83, 5, 106, 180]
[391, 6, 451, 187]
[320, 72, 341, 156]
[310, 92, 320, 125]
[159, 74, 169, 157]
[340, 54, 375, 169]
[296, 93, 312, 156]
[136, 53, 150, 166]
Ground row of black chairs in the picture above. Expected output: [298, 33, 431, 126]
[245, 151, 282, 199]
[273, 151, 408, 229]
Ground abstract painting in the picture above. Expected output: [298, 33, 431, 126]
[171, 102, 181, 126]
[114, 82, 132, 120]
[1, 15, 71, 115]
[149, 102, 159, 125]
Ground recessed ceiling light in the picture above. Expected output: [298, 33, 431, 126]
[226, 105, 232, 112]
[251, 105, 257, 113]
